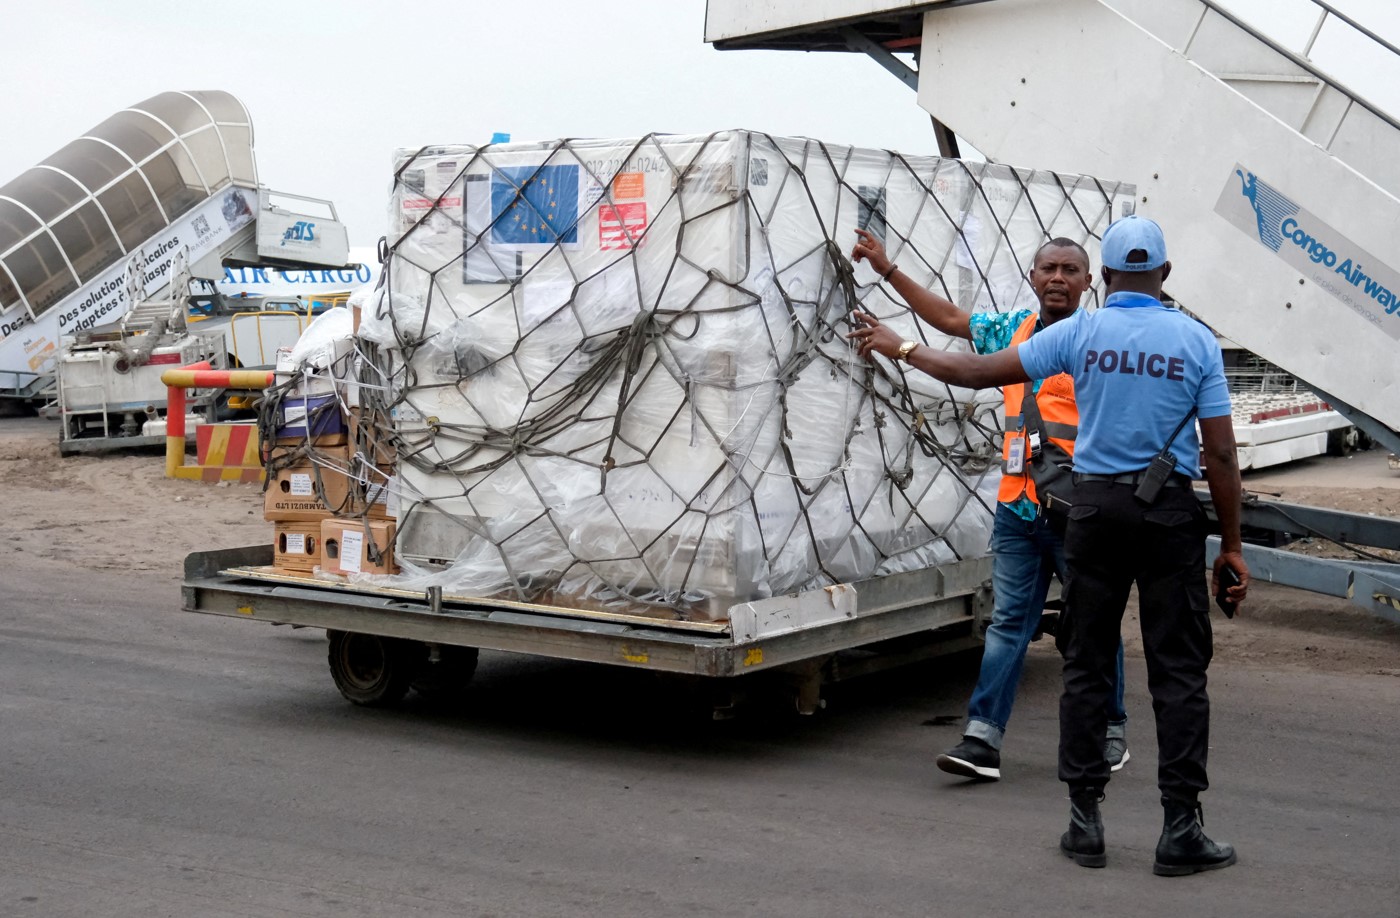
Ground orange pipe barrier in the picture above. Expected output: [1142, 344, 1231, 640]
[161, 368, 278, 389]
[161, 362, 274, 478]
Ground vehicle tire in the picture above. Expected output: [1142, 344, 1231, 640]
[1327, 426, 1359, 457]
[326, 630, 421, 706]
[410, 645, 480, 702]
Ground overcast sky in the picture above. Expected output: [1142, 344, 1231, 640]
[1, 0, 1396, 247]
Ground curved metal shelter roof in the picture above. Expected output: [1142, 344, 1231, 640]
[0, 90, 257, 320]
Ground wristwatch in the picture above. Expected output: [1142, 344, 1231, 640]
[896, 340, 919, 362]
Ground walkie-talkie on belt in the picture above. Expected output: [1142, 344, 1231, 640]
[1134, 409, 1197, 505]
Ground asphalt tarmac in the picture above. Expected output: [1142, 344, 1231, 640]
[2, 551, 1398, 917]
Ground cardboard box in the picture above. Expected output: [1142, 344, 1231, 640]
[264, 433, 351, 467]
[273, 521, 323, 572]
[320, 518, 397, 576]
[349, 405, 396, 465]
[361, 469, 397, 521]
[264, 445, 355, 521]
[274, 428, 348, 449]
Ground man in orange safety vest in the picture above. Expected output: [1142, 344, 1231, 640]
[851, 229, 1128, 782]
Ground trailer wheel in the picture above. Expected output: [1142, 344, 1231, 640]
[326, 630, 420, 706]
[410, 645, 480, 702]
[1327, 427, 1359, 457]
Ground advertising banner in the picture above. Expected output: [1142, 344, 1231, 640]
[0, 186, 258, 385]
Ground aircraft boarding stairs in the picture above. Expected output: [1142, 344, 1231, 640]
[912, 0, 1400, 455]
[119, 263, 183, 337]
[0, 91, 354, 412]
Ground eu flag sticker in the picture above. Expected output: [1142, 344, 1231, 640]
[491, 164, 580, 246]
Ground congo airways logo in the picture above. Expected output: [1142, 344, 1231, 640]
[1235, 169, 1298, 253]
[1216, 162, 1400, 339]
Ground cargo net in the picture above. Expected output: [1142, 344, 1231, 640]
[355, 131, 1126, 620]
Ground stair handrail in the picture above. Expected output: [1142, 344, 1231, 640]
[921, 1, 1399, 141]
[1298, 0, 1400, 61]
[1191, 0, 1400, 136]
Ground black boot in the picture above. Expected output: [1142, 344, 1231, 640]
[1153, 797, 1237, 876]
[1060, 789, 1106, 868]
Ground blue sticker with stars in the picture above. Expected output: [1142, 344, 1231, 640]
[491, 164, 579, 245]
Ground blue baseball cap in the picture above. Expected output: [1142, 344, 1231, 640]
[1101, 215, 1167, 271]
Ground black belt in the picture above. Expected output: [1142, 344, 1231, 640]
[1073, 471, 1192, 488]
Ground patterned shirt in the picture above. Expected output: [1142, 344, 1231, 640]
[969, 309, 1034, 360]
[969, 308, 1041, 521]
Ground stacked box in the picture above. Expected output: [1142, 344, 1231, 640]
[358, 132, 1132, 616]
[264, 444, 357, 520]
[274, 521, 323, 573]
[261, 309, 402, 575]
[321, 519, 397, 576]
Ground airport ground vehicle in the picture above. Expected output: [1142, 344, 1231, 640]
[1222, 345, 1364, 471]
[182, 132, 1092, 710]
[54, 257, 342, 453]
[179, 489, 1400, 711]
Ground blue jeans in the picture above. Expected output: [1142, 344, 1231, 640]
[964, 503, 1127, 751]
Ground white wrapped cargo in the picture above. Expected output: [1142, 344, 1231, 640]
[358, 132, 1132, 619]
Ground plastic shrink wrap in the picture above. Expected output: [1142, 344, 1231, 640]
[354, 131, 1132, 619]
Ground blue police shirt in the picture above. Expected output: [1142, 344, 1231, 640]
[1015, 292, 1232, 478]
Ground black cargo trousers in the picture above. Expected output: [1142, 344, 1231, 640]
[1056, 479, 1213, 801]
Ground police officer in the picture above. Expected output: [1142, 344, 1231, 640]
[848, 215, 1249, 876]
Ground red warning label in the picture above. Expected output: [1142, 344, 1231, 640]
[599, 203, 647, 250]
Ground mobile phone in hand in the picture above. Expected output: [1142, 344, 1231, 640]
[1215, 565, 1241, 618]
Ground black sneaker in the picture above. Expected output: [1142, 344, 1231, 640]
[936, 736, 1001, 780]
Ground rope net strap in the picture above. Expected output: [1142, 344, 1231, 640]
[342, 131, 1128, 620]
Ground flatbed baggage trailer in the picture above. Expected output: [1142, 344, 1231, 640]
[183, 546, 996, 713]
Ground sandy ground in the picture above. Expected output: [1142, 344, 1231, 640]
[5, 415, 1400, 676]
[0, 417, 267, 576]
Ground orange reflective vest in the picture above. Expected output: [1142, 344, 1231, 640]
[999, 312, 1079, 506]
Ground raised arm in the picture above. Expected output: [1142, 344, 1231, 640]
[848, 310, 1030, 389]
[853, 229, 972, 341]
[1198, 414, 1249, 608]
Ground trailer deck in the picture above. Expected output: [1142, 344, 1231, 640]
[183, 546, 997, 711]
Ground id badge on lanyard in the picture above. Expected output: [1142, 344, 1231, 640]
[1007, 433, 1026, 474]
